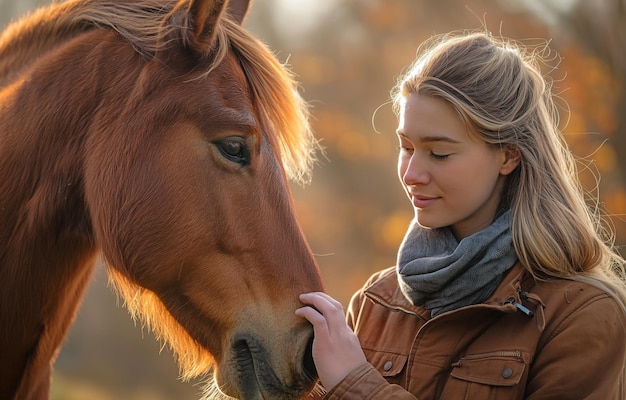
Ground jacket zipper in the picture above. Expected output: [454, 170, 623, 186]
[502, 296, 534, 317]
[502, 287, 535, 318]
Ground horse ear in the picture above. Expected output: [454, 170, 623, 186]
[164, 0, 250, 56]
[168, 0, 228, 55]
[227, 0, 252, 25]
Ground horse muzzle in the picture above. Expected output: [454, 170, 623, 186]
[219, 332, 317, 400]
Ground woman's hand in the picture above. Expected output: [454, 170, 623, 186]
[295, 292, 368, 390]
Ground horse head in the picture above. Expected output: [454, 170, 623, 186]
[0, 0, 324, 398]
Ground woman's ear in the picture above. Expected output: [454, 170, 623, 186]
[500, 145, 521, 176]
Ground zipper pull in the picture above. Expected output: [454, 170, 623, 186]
[503, 297, 534, 317]
[514, 302, 534, 317]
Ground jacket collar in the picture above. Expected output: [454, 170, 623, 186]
[364, 263, 532, 320]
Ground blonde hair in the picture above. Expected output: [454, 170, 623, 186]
[392, 31, 626, 312]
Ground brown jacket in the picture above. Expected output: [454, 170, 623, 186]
[320, 263, 626, 399]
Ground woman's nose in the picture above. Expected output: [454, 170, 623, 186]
[401, 155, 430, 186]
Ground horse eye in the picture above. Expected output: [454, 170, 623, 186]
[215, 137, 251, 166]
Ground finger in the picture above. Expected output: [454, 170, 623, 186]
[300, 292, 343, 310]
[295, 306, 330, 338]
[299, 293, 342, 317]
[295, 305, 325, 326]
[299, 293, 346, 332]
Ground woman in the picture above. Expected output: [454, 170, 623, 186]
[296, 31, 626, 399]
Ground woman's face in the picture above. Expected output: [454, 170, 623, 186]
[397, 93, 518, 239]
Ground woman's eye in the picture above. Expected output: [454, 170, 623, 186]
[215, 138, 251, 166]
[430, 151, 450, 160]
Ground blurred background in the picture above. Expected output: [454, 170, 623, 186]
[1, 0, 625, 398]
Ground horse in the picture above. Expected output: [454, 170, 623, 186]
[0, 0, 325, 398]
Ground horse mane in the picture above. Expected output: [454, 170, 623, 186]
[1, 0, 318, 380]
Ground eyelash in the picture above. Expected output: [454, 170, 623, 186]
[398, 147, 450, 161]
[430, 151, 450, 160]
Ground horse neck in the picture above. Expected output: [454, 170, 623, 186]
[0, 249, 98, 399]
[0, 109, 98, 398]
[0, 7, 108, 396]
[0, 186, 98, 398]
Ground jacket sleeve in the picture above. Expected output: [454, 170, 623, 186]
[322, 363, 417, 400]
[321, 274, 418, 400]
[525, 293, 626, 400]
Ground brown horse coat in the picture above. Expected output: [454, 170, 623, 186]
[0, 1, 323, 399]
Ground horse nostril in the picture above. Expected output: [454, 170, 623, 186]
[302, 335, 317, 381]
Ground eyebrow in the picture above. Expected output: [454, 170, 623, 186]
[396, 131, 462, 144]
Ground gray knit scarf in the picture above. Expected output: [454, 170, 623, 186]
[397, 210, 518, 317]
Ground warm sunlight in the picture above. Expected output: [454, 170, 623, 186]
[273, 0, 335, 39]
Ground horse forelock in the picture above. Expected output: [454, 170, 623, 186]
[219, 20, 319, 185]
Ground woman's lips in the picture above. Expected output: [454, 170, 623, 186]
[411, 194, 439, 208]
